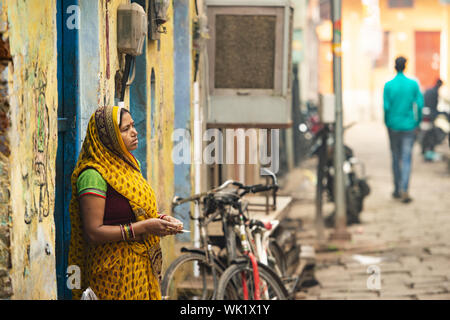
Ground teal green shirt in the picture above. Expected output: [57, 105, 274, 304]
[383, 72, 424, 131]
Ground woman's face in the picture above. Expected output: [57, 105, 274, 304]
[119, 112, 138, 152]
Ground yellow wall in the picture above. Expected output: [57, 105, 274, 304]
[371, 0, 446, 96]
[98, 0, 177, 267]
[446, 4, 450, 94]
[98, 0, 124, 106]
[3, 0, 58, 299]
[0, 0, 192, 297]
[146, 2, 176, 267]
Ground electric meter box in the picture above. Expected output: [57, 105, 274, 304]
[319, 94, 336, 124]
[205, 0, 294, 128]
[117, 3, 147, 56]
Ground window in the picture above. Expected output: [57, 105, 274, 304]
[375, 31, 390, 68]
[319, 0, 331, 20]
[388, 0, 414, 8]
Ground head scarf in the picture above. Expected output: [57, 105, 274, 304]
[68, 106, 161, 299]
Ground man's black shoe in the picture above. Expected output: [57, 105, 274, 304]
[400, 192, 413, 203]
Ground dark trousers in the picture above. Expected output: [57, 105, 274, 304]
[388, 129, 416, 194]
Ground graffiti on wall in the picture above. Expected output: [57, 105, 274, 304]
[24, 65, 50, 224]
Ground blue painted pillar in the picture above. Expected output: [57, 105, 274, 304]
[55, 0, 80, 300]
[173, 0, 192, 242]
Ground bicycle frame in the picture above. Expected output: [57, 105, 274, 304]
[249, 220, 279, 268]
[231, 202, 268, 300]
[169, 175, 281, 300]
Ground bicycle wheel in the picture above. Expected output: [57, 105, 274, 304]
[268, 239, 287, 278]
[216, 260, 288, 300]
[160, 252, 224, 300]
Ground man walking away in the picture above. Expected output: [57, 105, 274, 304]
[383, 56, 424, 203]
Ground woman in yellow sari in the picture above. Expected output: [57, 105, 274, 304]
[68, 105, 183, 300]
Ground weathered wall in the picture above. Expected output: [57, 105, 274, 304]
[95, 0, 177, 267]
[98, 0, 122, 106]
[145, 2, 176, 267]
[0, 0, 188, 298]
[2, 0, 58, 299]
[173, 0, 193, 244]
[447, 5, 450, 91]
[0, 1, 12, 299]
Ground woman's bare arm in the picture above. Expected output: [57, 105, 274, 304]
[79, 195, 183, 244]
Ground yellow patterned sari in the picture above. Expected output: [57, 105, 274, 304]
[69, 106, 162, 300]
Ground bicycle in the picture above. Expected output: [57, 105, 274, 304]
[160, 179, 236, 300]
[161, 173, 290, 300]
[214, 174, 290, 300]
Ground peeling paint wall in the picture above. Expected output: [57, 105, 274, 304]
[98, 0, 123, 106]
[145, 2, 176, 266]
[94, 0, 176, 266]
[0, 0, 12, 299]
[173, 0, 193, 244]
[1, 0, 58, 299]
[0, 0, 192, 298]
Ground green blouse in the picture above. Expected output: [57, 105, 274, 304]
[77, 160, 140, 199]
[77, 169, 107, 198]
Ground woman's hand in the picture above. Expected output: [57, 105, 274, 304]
[161, 215, 184, 228]
[144, 218, 183, 237]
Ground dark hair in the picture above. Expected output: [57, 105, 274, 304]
[395, 56, 407, 72]
[436, 79, 443, 87]
[119, 108, 130, 128]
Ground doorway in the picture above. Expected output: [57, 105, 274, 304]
[55, 0, 79, 300]
[415, 31, 441, 90]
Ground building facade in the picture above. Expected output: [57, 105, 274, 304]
[314, 0, 450, 124]
[0, 0, 198, 299]
[0, 0, 59, 299]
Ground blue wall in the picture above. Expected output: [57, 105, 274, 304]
[78, 0, 100, 150]
[55, 0, 80, 300]
[173, 0, 192, 242]
[130, 0, 147, 178]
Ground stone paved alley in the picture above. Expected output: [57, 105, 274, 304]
[279, 121, 450, 300]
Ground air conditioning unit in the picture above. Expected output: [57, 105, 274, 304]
[205, 0, 294, 128]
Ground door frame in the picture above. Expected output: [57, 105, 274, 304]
[55, 0, 80, 300]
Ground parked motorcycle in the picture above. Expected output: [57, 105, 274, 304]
[299, 123, 370, 226]
[420, 106, 449, 161]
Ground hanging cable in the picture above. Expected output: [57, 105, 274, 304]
[120, 54, 136, 102]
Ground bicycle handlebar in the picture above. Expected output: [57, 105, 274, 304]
[172, 171, 279, 210]
[172, 179, 237, 207]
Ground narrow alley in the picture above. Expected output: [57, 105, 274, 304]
[281, 120, 450, 300]
[2, 0, 450, 302]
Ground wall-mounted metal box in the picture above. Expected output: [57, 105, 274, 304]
[117, 3, 147, 56]
[205, 0, 294, 128]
